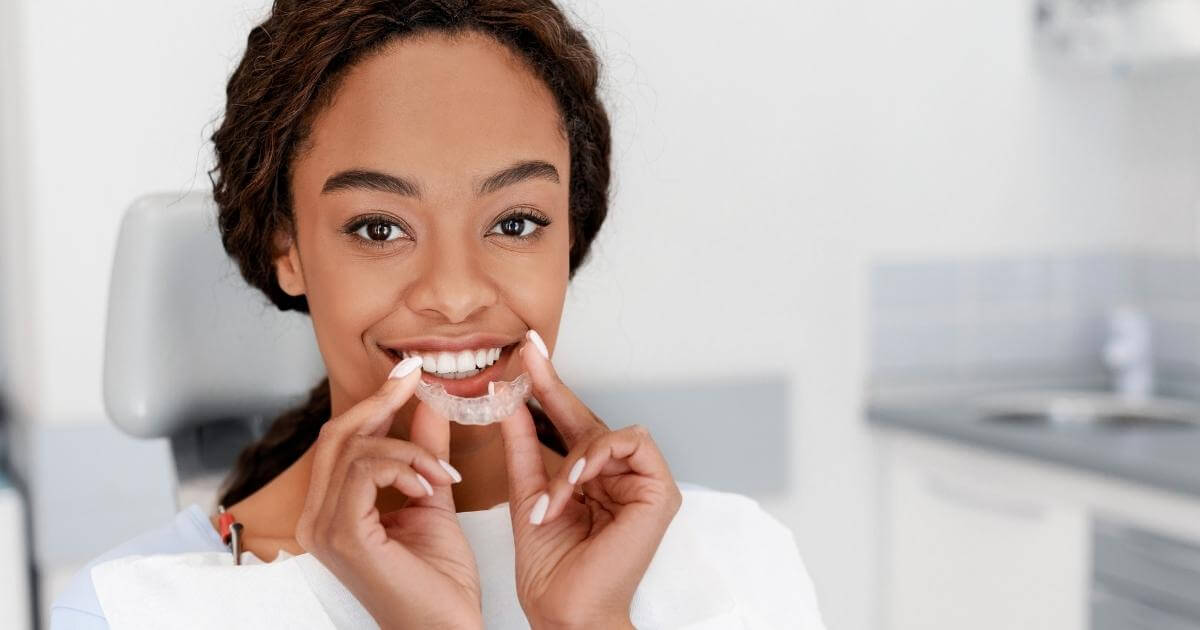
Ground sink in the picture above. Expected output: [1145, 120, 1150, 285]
[972, 391, 1200, 430]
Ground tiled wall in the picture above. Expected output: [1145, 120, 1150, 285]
[868, 253, 1200, 398]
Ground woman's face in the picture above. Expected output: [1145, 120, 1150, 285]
[276, 30, 571, 434]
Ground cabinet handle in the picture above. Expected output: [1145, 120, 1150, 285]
[925, 477, 1048, 521]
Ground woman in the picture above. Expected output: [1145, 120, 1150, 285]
[52, 1, 825, 627]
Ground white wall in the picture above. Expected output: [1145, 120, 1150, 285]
[1, 0, 32, 427]
[4, 1, 1200, 629]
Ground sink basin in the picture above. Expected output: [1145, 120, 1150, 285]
[972, 391, 1200, 430]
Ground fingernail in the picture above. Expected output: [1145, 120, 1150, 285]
[438, 458, 462, 483]
[527, 330, 550, 361]
[415, 473, 433, 496]
[529, 492, 549, 525]
[488, 381, 496, 396]
[389, 356, 422, 379]
[567, 457, 586, 485]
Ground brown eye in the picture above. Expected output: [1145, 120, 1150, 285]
[498, 217, 530, 237]
[354, 220, 403, 242]
[488, 210, 549, 239]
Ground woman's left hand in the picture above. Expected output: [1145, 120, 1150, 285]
[499, 330, 683, 630]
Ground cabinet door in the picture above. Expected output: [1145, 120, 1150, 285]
[885, 455, 1088, 630]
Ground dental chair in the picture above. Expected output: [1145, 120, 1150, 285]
[103, 192, 325, 510]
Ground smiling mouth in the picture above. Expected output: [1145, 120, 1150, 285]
[382, 343, 517, 381]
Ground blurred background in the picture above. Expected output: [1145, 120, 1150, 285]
[3, 0, 1200, 628]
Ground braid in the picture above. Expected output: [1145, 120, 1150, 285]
[217, 377, 330, 507]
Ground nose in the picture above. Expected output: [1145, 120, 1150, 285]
[404, 235, 499, 324]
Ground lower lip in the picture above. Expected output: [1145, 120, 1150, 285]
[388, 345, 515, 398]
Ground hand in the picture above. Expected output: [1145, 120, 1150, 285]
[294, 358, 482, 629]
[500, 330, 683, 630]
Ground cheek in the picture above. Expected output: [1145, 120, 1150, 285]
[494, 240, 570, 338]
[317, 269, 399, 329]
[506, 271, 566, 322]
[301, 245, 403, 376]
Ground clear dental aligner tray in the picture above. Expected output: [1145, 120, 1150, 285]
[414, 372, 533, 425]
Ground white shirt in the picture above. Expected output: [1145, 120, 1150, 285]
[56, 483, 826, 629]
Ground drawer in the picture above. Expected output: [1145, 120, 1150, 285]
[1093, 519, 1200, 620]
[1092, 583, 1200, 630]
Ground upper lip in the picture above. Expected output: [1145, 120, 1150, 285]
[379, 332, 519, 354]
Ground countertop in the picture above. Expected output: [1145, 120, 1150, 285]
[868, 393, 1200, 499]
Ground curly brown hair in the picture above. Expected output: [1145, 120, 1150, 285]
[211, 0, 611, 508]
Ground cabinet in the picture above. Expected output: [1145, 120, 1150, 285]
[0, 481, 31, 630]
[883, 440, 1089, 630]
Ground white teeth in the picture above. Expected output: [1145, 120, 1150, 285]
[398, 346, 505, 376]
[422, 353, 439, 373]
[455, 350, 476, 372]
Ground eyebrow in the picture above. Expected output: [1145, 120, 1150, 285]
[320, 160, 560, 198]
[477, 160, 560, 196]
[322, 169, 419, 196]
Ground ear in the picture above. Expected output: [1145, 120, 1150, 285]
[272, 228, 307, 297]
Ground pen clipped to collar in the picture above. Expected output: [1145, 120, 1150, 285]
[217, 505, 245, 566]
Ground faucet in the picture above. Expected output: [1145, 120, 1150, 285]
[1102, 305, 1153, 402]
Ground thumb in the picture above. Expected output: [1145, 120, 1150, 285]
[405, 400, 456, 511]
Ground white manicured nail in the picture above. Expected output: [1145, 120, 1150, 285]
[415, 473, 433, 496]
[438, 458, 462, 483]
[527, 330, 550, 360]
[389, 356, 422, 379]
[529, 492, 549, 525]
[567, 457, 585, 484]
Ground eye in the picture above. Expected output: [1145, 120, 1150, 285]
[489, 209, 551, 240]
[355, 221, 403, 242]
[343, 214, 410, 247]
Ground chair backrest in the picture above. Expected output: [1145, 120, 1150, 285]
[103, 193, 325, 442]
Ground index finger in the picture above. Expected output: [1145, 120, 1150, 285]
[302, 357, 423, 526]
[518, 330, 608, 449]
[327, 356, 425, 441]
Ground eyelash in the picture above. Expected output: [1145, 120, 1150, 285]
[341, 209, 552, 249]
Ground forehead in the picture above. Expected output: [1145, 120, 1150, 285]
[301, 30, 568, 187]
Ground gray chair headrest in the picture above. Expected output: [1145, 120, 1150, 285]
[103, 193, 326, 438]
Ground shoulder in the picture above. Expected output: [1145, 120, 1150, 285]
[675, 482, 794, 543]
[674, 482, 828, 629]
[49, 504, 226, 629]
[677, 481, 779, 520]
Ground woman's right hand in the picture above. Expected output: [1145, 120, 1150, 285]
[294, 357, 482, 629]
